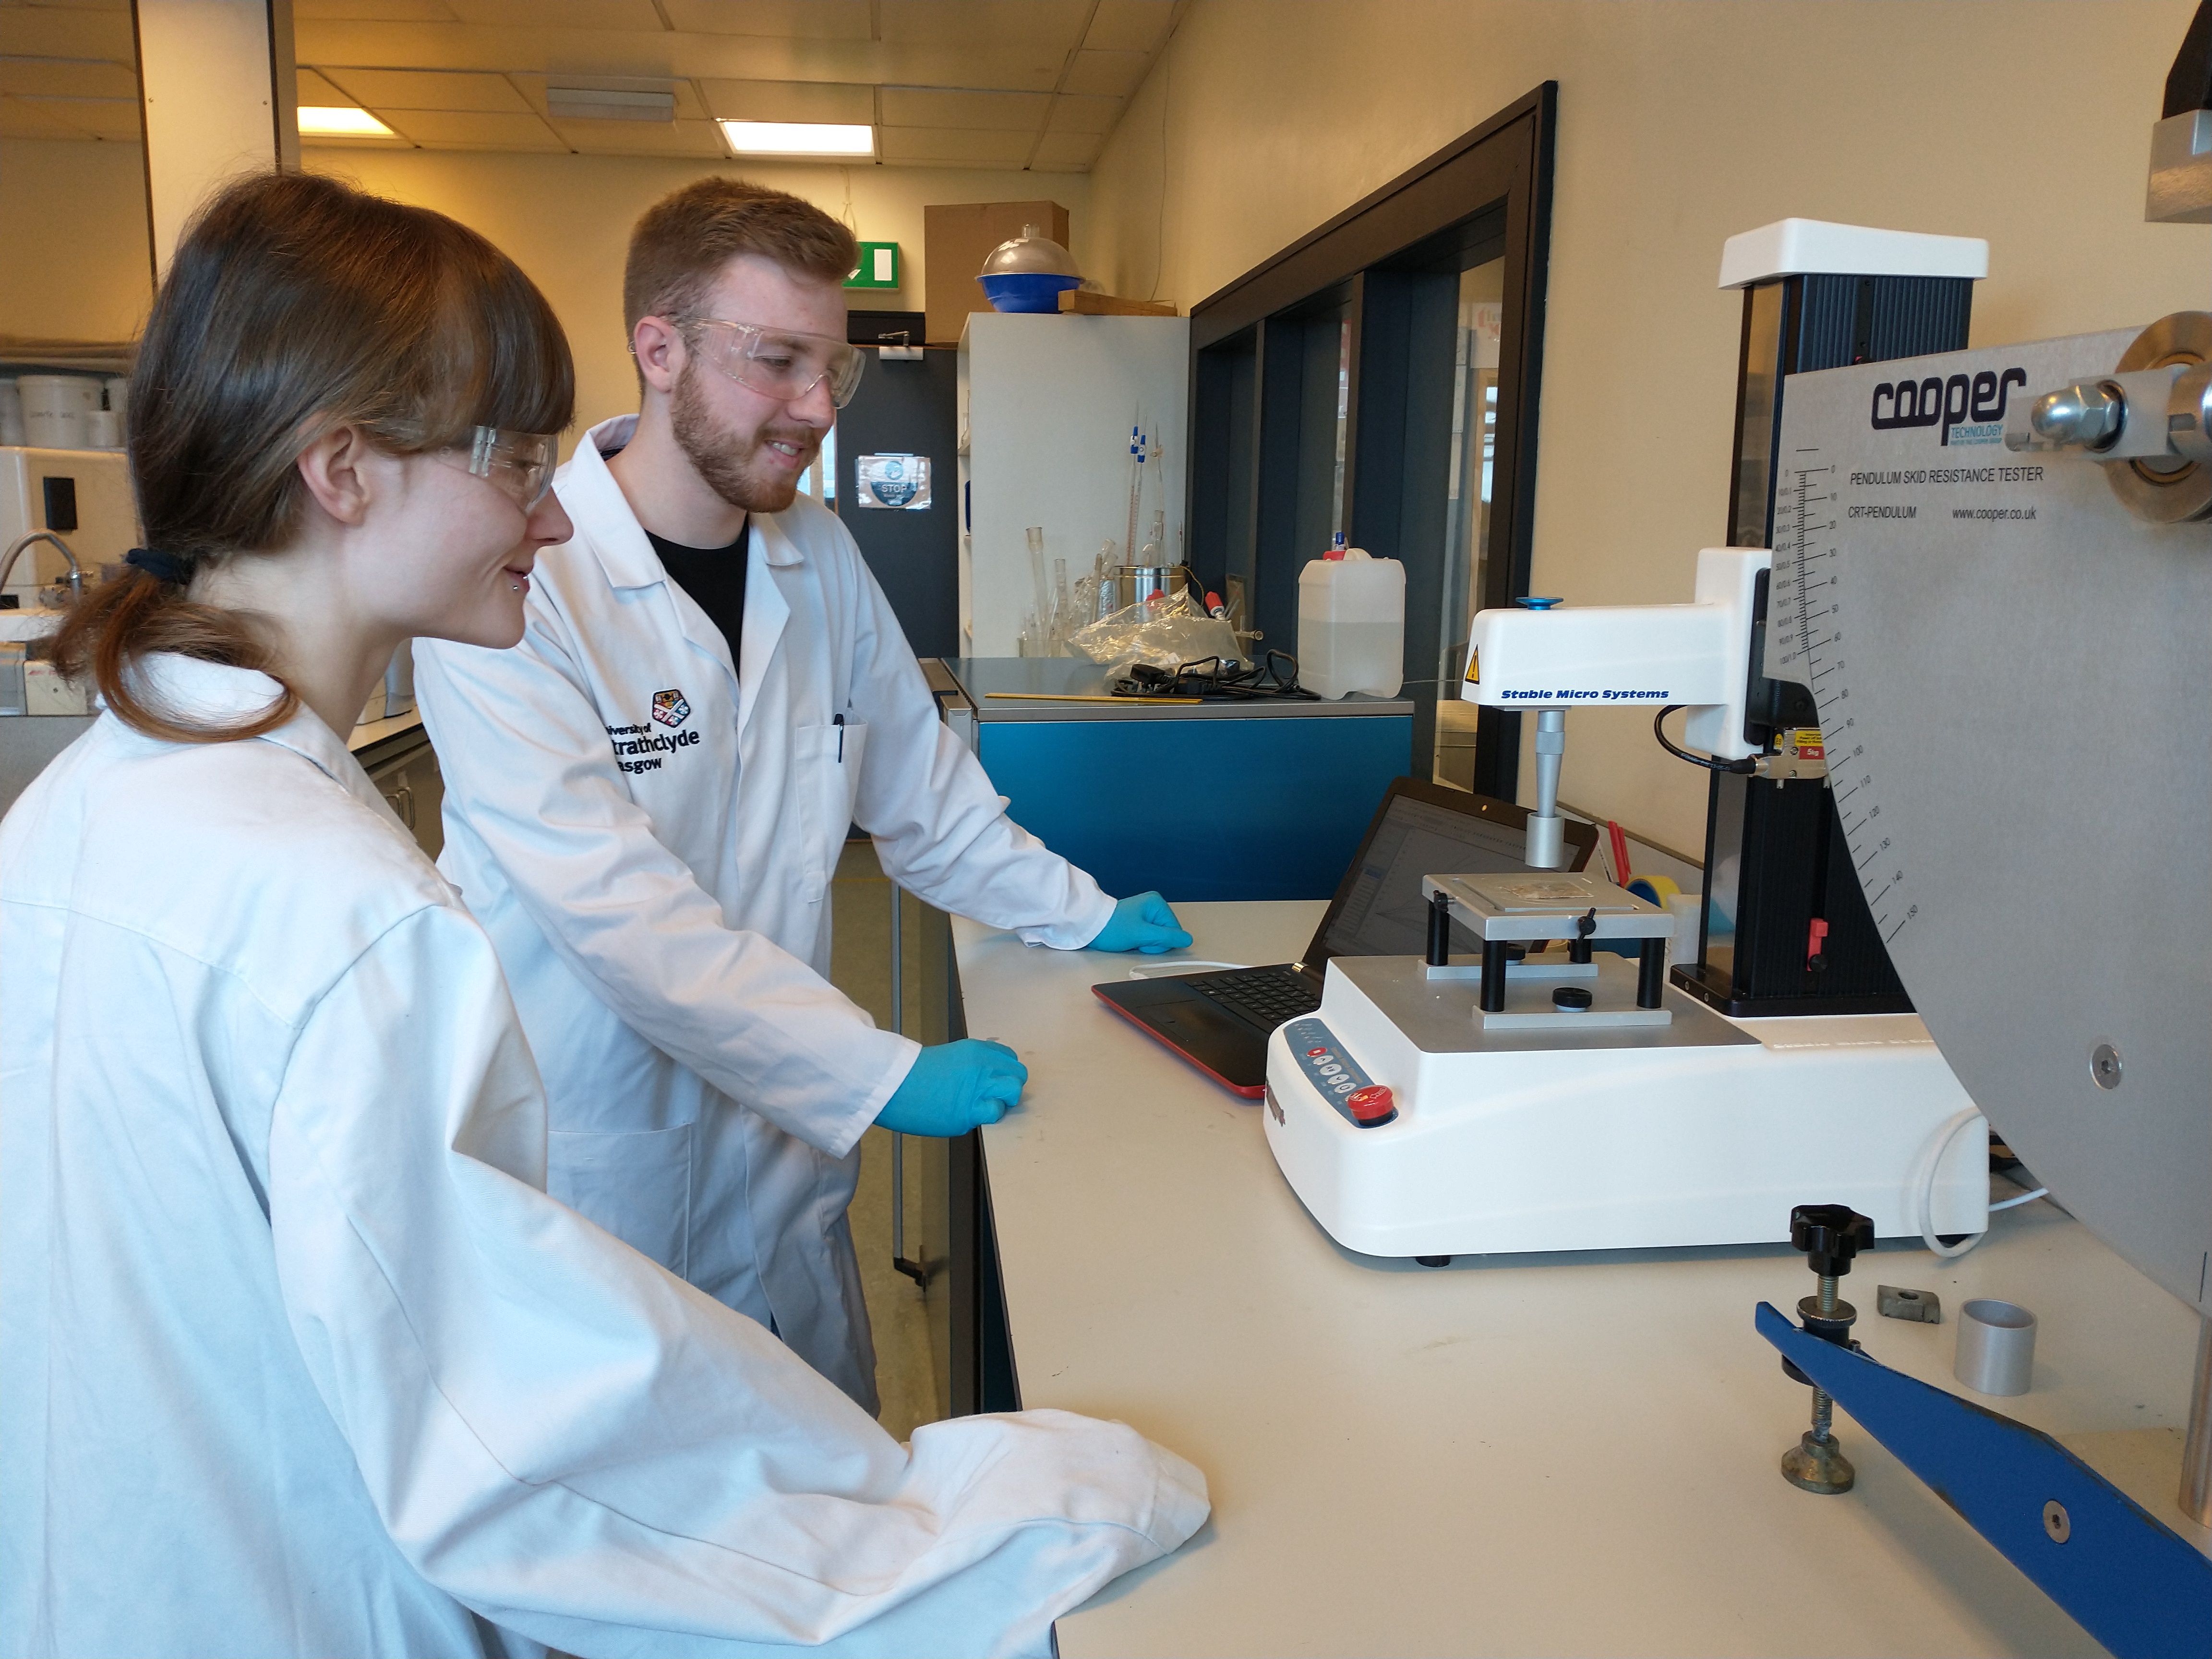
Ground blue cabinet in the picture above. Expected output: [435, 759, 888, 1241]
[945, 659, 1412, 903]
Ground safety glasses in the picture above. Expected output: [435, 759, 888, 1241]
[680, 317, 866, 409]
[436, 426, 559, 510]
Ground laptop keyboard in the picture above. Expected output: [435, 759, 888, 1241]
[1186, 966, 1322, 1028]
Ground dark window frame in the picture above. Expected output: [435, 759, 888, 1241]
[1185, 83, 1556, 801]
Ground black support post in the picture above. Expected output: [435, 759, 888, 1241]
[1480, 937, 1510, 1013]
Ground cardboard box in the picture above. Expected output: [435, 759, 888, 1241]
[1060, 290, 1177, 316]
[923, 199, 1072, 345]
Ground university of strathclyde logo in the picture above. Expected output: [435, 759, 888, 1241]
[651, 688, 691, 729]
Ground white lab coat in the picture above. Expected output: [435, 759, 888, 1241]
[414, 416, 1112, 1409]
[0, 655, 1205, 1659]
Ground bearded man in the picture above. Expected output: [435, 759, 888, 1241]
[414, 179, 1187, 1413]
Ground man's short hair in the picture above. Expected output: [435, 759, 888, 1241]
[624, 178, 857, 337]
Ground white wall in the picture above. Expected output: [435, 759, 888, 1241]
[0, 138, 153, 343]
[1086, 0, 2206, 854]
[304, 145, 1088, 453]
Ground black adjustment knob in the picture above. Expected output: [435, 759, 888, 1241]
[1790, 1204, 1874, 1277]
[1568, 906, 1598, 965]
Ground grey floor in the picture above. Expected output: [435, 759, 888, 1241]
[829, 840, 946, 1441]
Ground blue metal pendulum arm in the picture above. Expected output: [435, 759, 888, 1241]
[1756, 1302, 2212, 1659]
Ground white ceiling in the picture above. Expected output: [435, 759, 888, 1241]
[0, 1, 142, 142]
[0, 0, 1181, 170]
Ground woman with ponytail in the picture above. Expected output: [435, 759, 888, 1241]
[0, 171, 1204, 1659]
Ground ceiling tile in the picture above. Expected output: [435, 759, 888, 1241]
[294, 68, 355, 105]
[441, 0, 665, 27]
[878, 86, 1045, 132]
[1030, 129, 1101, 170]
[877, 124, 1029, 165]
[0, 6, 135, 60]
[546, 116, 727, 156]
[17, 95, 140, 139]
[1061, 48, 1146, 98]
[0, 58, 138, 100]
[877, 1, 1090, 48]
[318, 67, 531, 111]
[382, 108, 562, 148]
[1045, 93, 1119, 135]
[1082, 0, 1173, 54]
[293, 1, 461, 19]
[0, 96, 87, 139]
[658, 0, 872, 38]
[697, 78, 871, 123]
[858, 45, 1069, 93]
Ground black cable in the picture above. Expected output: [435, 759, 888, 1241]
[1114, 650, 1316, 701]
[1652, 705, 1758, 773]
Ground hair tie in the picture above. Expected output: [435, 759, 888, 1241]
[125, 547, 193, 587]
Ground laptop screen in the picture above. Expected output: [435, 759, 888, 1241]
[1312, 787, 1592, 966]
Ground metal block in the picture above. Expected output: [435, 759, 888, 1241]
[2147, 109, 2212, 223]
[1877, 1284, 1942, 1323]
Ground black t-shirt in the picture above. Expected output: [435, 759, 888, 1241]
[648, 521, 750, 673]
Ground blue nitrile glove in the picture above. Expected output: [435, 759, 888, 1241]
[1086, 890, 1194, 955]
[875, 1038, 1029, 1136]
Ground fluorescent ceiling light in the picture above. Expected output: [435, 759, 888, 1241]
[719, 120, 874, 157]
[297, 106, 395, 137]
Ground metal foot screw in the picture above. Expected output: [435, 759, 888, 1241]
[1779, 1206, 1874, 1495]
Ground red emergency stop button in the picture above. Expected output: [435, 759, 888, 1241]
[1345, 1084, 1397, 1127]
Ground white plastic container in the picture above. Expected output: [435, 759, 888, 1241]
[1297, 538, 1405, 698]
[18, 375, 101, 450]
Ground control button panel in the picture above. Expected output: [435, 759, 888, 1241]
[1283, 1018, 1397, 1129]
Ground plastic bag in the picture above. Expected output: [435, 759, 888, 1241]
[1066, 588, 1245, 672]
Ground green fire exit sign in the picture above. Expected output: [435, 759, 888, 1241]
[844, 242, 901, 289]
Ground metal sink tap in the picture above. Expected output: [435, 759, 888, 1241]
[0, 531, 84, 606]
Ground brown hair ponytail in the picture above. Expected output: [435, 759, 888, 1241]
[51, 170, 573, 742]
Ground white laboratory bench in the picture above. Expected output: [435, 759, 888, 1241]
[955, 902, 2209, 1658]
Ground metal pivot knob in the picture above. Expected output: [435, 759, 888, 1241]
[2022, 381, 2125, 451]
[1779, 1203, 1875, 1496]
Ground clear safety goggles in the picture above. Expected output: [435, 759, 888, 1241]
[437, 426, 559, 510]
[680, 317, 866, 409]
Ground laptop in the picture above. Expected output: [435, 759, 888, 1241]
[1091, 777, 1598, 1096]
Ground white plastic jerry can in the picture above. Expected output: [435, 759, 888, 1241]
[1297, 535, 1406, 698]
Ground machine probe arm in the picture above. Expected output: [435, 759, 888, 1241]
[1459, 548, 1767, 866]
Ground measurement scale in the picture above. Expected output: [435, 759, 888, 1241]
[1761, 330, 2138, 955]
[1765, 453, 1914, 944]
